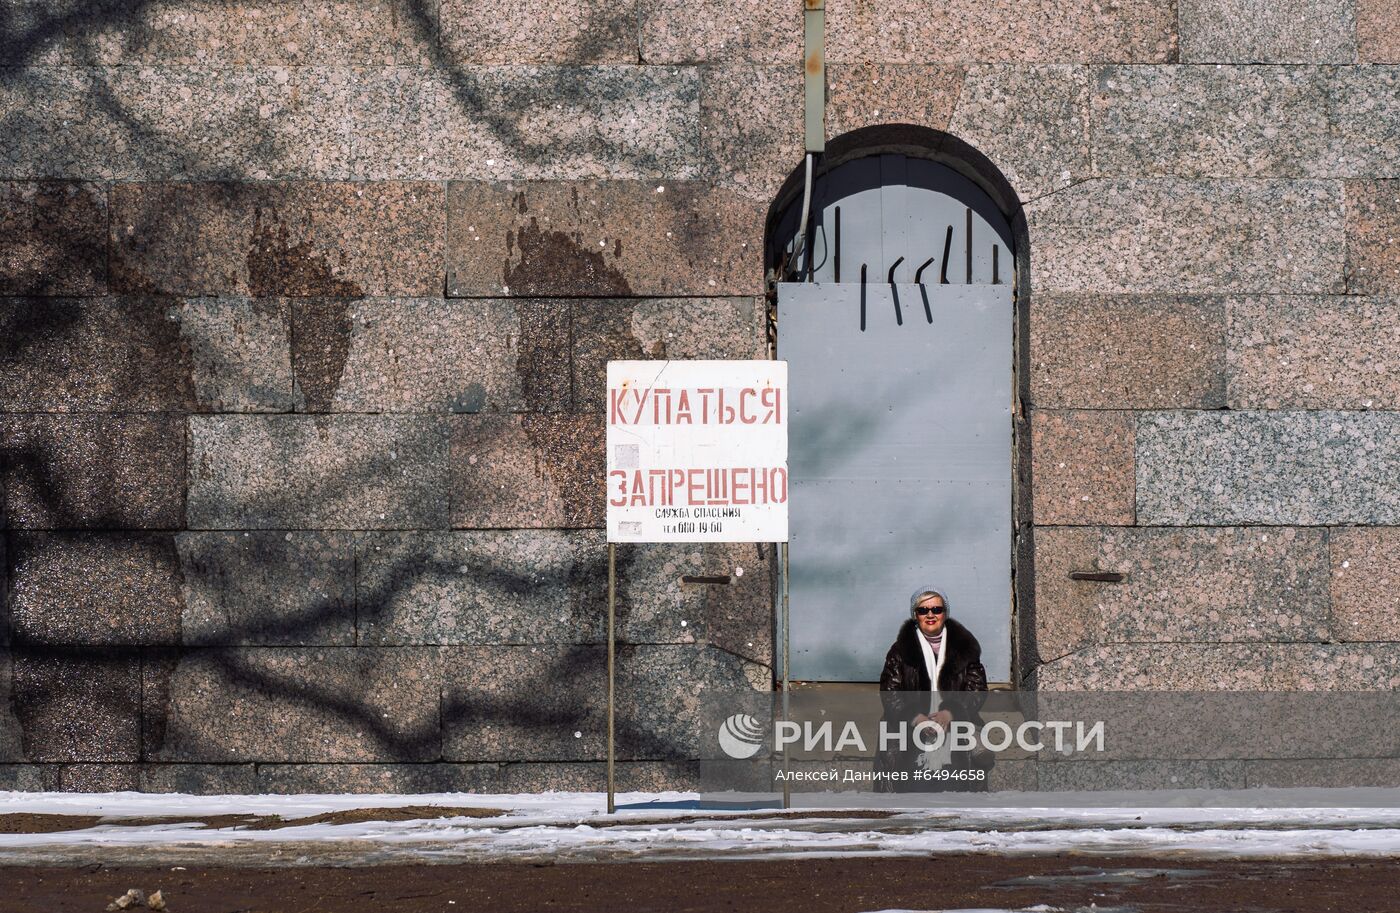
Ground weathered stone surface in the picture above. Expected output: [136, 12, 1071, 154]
[1346, 181, 1400, 294]
[58, 764, 140, 792]
[698, 66, 802, 200]
[110, 182, 442, 297]
[0, 182, 105, 294]
[356, 531, 607, 645]
[1092, 66, 1332, 178]
[188, 415, 450, 529]
[824, 0, 1176, 63]
[291, 298, 568, 413]
[0, 414, 185, 529]
[1027, 179, 1345, 294]
[1358, 0, 1400, 62]
[1030, 294, 1226, 408]
[446, 181, 763, 296]
[1227, 296, 1400, 409]
[1247, 758, 1400, 788]
[444, 0, 637, 63]
[181, 298, 295, 412]
[9, 533, 184, 647]
[1030, 410, 1135, 526]
[1036, 527, 1332, 652]
[1329, 528, 1400, 642]
[1038, 760, 1246, 791]
[688, 542, 774, 667]
[11, 652, 142, 761]
[1038, 644, 1400, 689]
[257, 763, 502, 794]
[1179, 0, 1357, 63]
[572, 298, 765, 412]
[0, 653, 26, 761]
[948, 65, 1090, 201]
[442, 644, 764, 761]
[0, 765, 59, 791]
[825, 65, 963, 137]
[144, 648, 441, 762]
[641, 0, 798, 63]
[502, 761, 699, 792]
[449, 415, 604, 528]
[139, 764, 259, 795]
[175, 532, 355, 646]
[1136, 411, 1400, 525]
[1325, 68, 1400, 177]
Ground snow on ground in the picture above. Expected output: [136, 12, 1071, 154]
[3, 789, 1400, 865]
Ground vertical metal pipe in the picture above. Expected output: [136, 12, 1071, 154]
[781, 540, 791, 809]
[607, 543, 616, 815]
[803, 0, 825, 153]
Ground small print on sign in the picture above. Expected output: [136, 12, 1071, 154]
[606, 360, 788, 543]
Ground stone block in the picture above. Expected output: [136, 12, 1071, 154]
[449, 415, 604, 528]
[291, 298, 568, 414]
[446, 181, 763, 297]
[1030, 294, 1226, 408]
[1246, 758, 1400, 788]
[571, 298, 765, 412]
[10, 651, 142, 761]
[641, 0, 799, 63]
[0, 765, 60, 791]
[1037, 760, 1246, 791]
[1037, 643, 1400, 690]
[1092, 66, 1332, 178]
[825, 65, 963, 137]
[824, 0, 1176, 63]
[9, 533, 184, 647]
[58, 764, 141, 792]
[187, 415, 450, 529]
[948, 65, 1090, 201]
[0, 653, 25, 761]
[180, 298, 295, 412]
[1227, 295, 1400, 409]
[1027, 178, 1345, 294]
[1325, 68, 1400, 177]
[143, 647, 441, 762]
[1346, 180, 1400, 294]
[1179, 0, 1356, 62]
[139, 764, 259, 795]
[356, 531, 607, 645]
[110, 182, 443, 296]
[257, 763, 502, 794]
[1136, 411, 1400, 525]
[699, 65, 803, 200]
[444, 0, 638, 63]
[175, 532, 355, 646]
[1329, 528, 1400, 642]
[1030, 410, 1135, 526]
[501, 760, 700, 792]
[1358, 0, 1400, 62]
[688, 542, 774, 667]
[0, 182, 105, 294]
[0, 414, 185, 529]
[1031, 527, 1102, 662]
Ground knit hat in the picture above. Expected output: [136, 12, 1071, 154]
[909, 587, 947, 618]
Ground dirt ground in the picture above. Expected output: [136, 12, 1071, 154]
[7, 855, 1399, 913]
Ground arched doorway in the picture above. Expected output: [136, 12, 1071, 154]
[767, 126, 1028, 685]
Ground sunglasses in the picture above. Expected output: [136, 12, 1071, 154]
[914, 604, 946, 616]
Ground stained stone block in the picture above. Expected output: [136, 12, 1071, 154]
[257, 763, 503, 794]
[1358, 0, 1400, 62]
[444, 0, 638, 63]
[449, 415, 604, 528]
[1037, 760, 1246, 791]
[1030, 295, 1225, 409]
[180, 298, 295, 412]
[571, 298, 765, 412]
[1329, 528, 1400, 642]
[291, 298, 568, 414]
[0, 653, 24, 761]
[641, 0, 798, 63]
[1030, 410, 1135, 526]
[824, 0, 1176, 63]
[825, 65, 963, 137]
[0, 765, 59, 790]
[1346, 181, 1400, 294]
[187, 415, 450, 529]
[11, 652, 142, 762]
[9, 533, 184, 647]
[698, 66, 803, 200]
[110, 182, 443, 297]
[1031, 527, 1101, 663]
[1227, 296, 1400, 409]
[0, 414, 185, 529]
[1037, 644, 1400, 690]
[446, 181, 763, 297]
[1136, 411, 1400, 525]
[139, 764, 259, 795]
[1179, 0, 1357, 63]
[1026, 179, 1345, 294]
[1092, 66, 1332, 178]
[143, 648, 441, 762]
[0, 182, 105, 294]
[356, 531, 608, 645]
[947, 65, 1090, 201]
[175, 532, 355, 646]
[1246, 759, 1400, 788]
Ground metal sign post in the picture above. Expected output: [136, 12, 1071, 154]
[607, 543, 616, 815]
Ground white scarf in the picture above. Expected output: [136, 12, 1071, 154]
[915, 627, 952, 773]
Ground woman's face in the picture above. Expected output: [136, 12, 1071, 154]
[915, 596, 946, 636]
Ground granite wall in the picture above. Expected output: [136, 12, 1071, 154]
[1, 0, 1398, 792]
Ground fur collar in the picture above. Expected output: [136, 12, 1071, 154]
[895, 616, 978, 683]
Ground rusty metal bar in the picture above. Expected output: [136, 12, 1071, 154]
[1069, 570, 1126, 583]
[804, 0, 825, 152]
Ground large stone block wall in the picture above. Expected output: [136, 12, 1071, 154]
[1, 0, 1398, 791]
